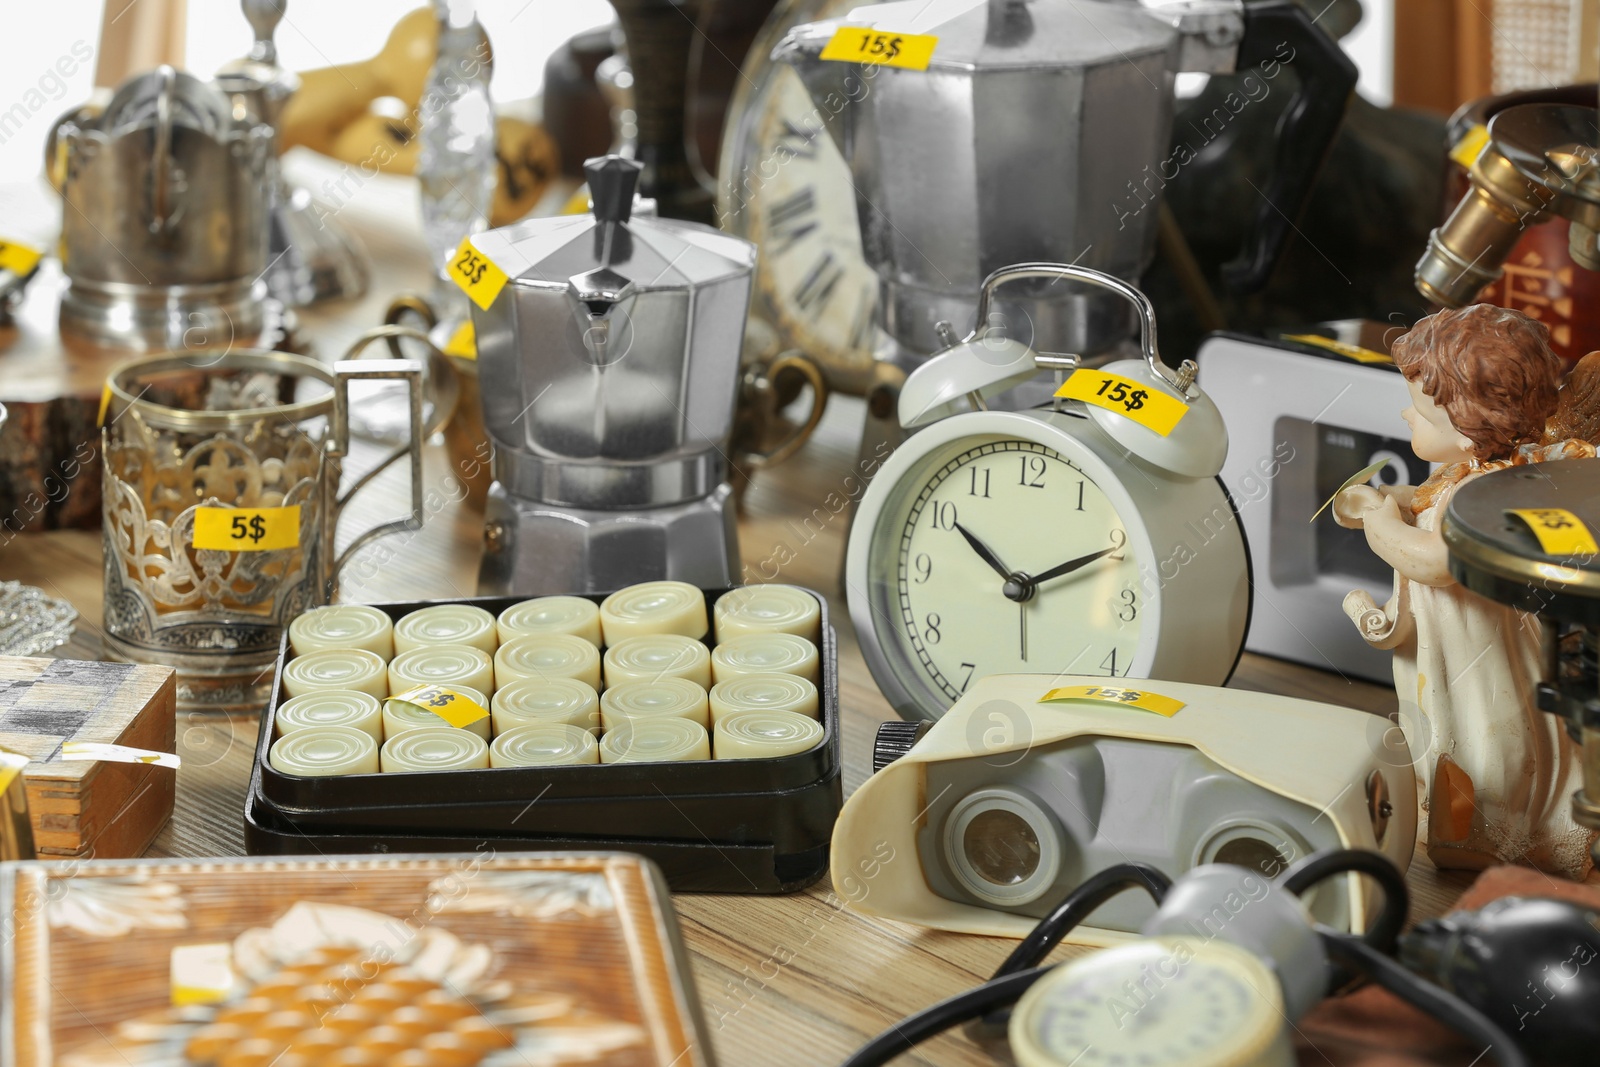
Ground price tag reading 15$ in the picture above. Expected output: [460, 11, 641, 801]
[447, 236, 510, 311]
[1039, 684, 1186, 718]
[192, 506, 300, 552]
[819, 26, 940, 70]
[1054, 369, 1190, 436]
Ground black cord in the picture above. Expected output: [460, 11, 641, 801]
[1320, 931, 1530, 1067]
[1279, 848, 1409, 954]
[991, 862, 1172, 979]
[839, 967, 1052, 1067]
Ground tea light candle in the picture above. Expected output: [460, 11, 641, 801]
[713, 585, 821, 642]
[599, 581, 708, 643]
[289, 605, 395, 659]
[393, 604, 498, 655]
[491, 678, 602, 734]
[494, 634, 602, 690]
[388, 645, 495, 696]
[603, 634, 711, 689]
[600, 678, 710, 730]
[282, 649, 389, 700]
[380, 728, 490, 772]
[714, 710, 825, 760]
[599, 717, 710, 764]
[497, 596, 602, 646]
[490, 723, 600, 767]
[270, 726, 379, 777]
[382, 685, 491, 740]
[708, 673, 819, 724]
[709, 633, 820, 684]
[275, 690, 384, 742]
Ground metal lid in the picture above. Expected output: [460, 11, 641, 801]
[471, 154, 755, 297]
[776, 0, 1176, 73]
[1442, 458, 1600, 622]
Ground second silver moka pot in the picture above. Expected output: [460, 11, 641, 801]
[473, 155, 758, 594]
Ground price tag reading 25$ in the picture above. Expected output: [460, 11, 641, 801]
[819, 26, 940, 70]
[1507, 508, 1600, 557]
[1055, 369, 1190, 436]
[447, 236, 510, 311]
[192, 506, 300, 552]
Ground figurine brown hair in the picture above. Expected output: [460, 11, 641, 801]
[1545, 350, 1600, 445]
[1390, 304, 1562, 460]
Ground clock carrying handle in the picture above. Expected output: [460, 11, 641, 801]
[970, 263, 1199, 399]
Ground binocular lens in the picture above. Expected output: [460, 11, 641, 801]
[963, 808, 1041, 887]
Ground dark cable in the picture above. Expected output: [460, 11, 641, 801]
[1279, 848, 1408, 954]
[992, 862, 1172, 979]
[1320, 931, 1530, 1067]
[840, 967, 1051, 1067]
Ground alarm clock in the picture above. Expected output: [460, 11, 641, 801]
[844, 264, 1251, 721]
[1199, 333, 1431, 683]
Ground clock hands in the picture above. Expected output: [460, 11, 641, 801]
[1029, 545, 1122, 587]
[953, 521, 1012, 581]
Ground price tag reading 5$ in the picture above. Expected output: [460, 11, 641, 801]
[1507, 508, 1599, 557]
[448, 236, 510, 311]
[1039, 684, 1186, 718]
[392, 685, 489, 730]
[819, 26, 940, 70]
[192, 506, 300, 552]
[1055, 369, 1190, 436]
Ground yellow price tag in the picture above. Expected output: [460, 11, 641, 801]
[192, 506, 301, 552]
[1039, 684, 1185, 718]
[444, 319, 476, 360]
[447, 236, 510, 311]
[1282, 333, 1393, 366]
[61, 741, 181, 768]
[0, 239, 42, 276]
[1507, 508, 1599, 557]
[819, 26, 940, 70]
[0, 748, 28, 794]
[1450, 123, 1491, 169]
[171, 944, 235, 1007]
[391, 685, 489, 730]
[97, 381, 113, 427]
[1054, 370, 1189, 436]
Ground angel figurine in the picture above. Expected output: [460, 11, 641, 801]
[1335, 305, 1596, 879]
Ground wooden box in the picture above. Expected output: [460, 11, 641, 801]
[0, 656, 176, 858]
[0, 852, 715, 1067]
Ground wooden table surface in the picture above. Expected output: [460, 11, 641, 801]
[0, 168, 1529, 1066]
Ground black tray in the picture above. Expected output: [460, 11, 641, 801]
[244, 588, 843, 894]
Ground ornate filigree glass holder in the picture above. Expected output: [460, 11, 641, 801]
[101, 345, 431, 713]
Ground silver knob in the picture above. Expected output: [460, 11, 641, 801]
[243, 0, 287, 66]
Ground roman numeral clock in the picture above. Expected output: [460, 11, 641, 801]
[843, 265, 1252, 722]
[716, 0, 881, 395]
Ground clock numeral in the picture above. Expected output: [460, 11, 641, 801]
[913, 552, 933, 584]
[767, 186, 819, 256]
[1117, 588, 1138, 623]
[923, 613, 942, 645]
[929, 501, 958, 531]
[959, 662, 976, 692]
[1100, 648, 1121, 677]
[1109, 528, 1127, 557]
[1019, 455, 1046, 488]
[967, 467, 991, 498]
[793, 251, 845, 317]
[1076, 480, 1086, 511]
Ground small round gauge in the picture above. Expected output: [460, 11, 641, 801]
[1010, 938, 1293, 1067]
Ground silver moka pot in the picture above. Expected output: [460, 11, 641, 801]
[54, 66, 274, 351]
[774, 0, 1356, 363]
[474, 155, 757, 594]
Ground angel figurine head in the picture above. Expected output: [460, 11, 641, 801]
[1389, 304, 1563, 465]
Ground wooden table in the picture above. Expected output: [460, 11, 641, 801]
[0, 170, 1551, 1065]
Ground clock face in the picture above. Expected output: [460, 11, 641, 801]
[1019, 942, 1280, 1066]
[874, 436, 1144, 714]
[717, 0, 880, 393]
